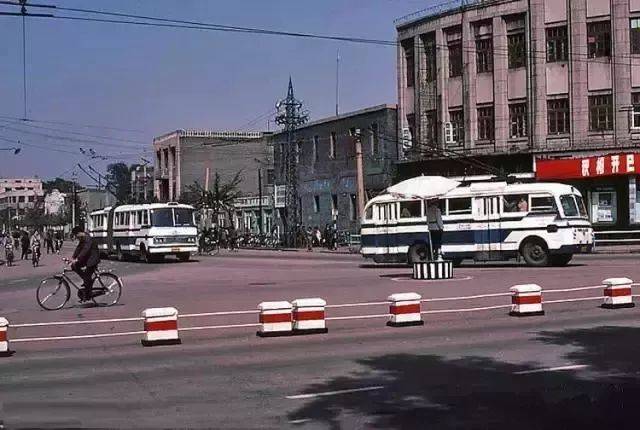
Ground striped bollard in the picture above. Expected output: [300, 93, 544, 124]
[141, 307, 181, 346]
[602, 277, 635, 309]
[413, 260, 453, 280]
[292, 298, 328, 335]
[0, 317, 10, 357]
[387, 293, 424, 327]
[509, 284, 544, 316]
[257, 301, 293, 337]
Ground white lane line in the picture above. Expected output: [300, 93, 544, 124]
[289, 419, 312, 424]
[286, 386, 384, 400]
[390, 275, 473, 283]
[7, 278, 29, 284]
[514, 364, 588, 375]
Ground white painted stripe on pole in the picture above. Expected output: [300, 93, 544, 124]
[12, 331, 145, 343]
[543, 296, 604, 304]
[286, 386, 384, 400]
[180, 310, 259, 318]
[326, 314, 389, 321]
[180, 323, 260, 331]
[421, 304, 512, 314]
[12, 317, 144, 328]
[326, 301, 388, 309]
[514, 364, 588, 375]
[422, 292, 512, 303]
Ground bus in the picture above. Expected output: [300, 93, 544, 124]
[88, 202, 198, 263]
[360, 181, 594, 267]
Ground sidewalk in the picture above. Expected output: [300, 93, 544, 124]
[593, 244, 640, 254]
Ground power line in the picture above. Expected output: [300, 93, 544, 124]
[0, 114, 145, 133]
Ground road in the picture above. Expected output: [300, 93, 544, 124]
[2, 250, 640, 428]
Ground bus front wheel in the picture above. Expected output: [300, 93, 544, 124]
[521, 239, 549, 267]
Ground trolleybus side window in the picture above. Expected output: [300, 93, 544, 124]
[503, 194, 529, 213]
[447, 197, 472, 215]
[530, 196, 557, 213]
[399, 200, 422, 219]
[365, 205, 373, 220]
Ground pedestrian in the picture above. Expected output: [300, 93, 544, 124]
[45, 230, 55, 254]
[426, 199, 444, 259]
[55, 230, 63, 252]
[313, 226, 321, 247]
[228, 224, 238, 251]
[305, 225, 313, 251]
[20, 230, 29, 260]
[323, 224, 330, 248]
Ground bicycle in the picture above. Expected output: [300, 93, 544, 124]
[36, 259, 123, 310]
[31, 244, 41, 267]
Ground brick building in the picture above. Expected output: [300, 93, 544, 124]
[153, 130, 273, 202]
[271, 104, 398, 233]
[396, 0, 640, 230]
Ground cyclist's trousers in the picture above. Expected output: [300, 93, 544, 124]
[73, 265, 97, 291]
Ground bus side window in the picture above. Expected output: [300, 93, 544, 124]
[143, 210, 149, 226]
[504, 194, 529, 213]
[448, 197, 472, 215]
[365, 205, 373, 220]
[530, 196, 557, 213]
[399, 200, 421, 219]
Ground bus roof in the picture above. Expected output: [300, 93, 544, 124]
[89, 202, 195, 216]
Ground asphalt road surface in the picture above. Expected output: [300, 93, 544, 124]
[2, 249, 640, 429]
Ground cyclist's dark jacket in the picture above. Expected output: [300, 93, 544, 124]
[72, 235, 100, 268]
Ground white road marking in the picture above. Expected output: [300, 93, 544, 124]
[289, 419, 312, 424]
[390, 275, 473, 283]
[514, 364, 588, 375]
[286, 386, 384, 400]
[7, 278, 29, 284]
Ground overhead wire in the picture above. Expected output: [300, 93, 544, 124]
[0, 114, 145, 133]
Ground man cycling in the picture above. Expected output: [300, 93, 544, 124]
[70, 225, 101, 302]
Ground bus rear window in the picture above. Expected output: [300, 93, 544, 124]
[560, 195, 578, 217]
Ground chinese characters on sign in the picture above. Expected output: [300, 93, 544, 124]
[537, 153, 639, 180]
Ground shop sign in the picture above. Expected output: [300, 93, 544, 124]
[536, 153, 639, 180]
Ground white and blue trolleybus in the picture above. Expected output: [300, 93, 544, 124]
[360, 181, 594, 267]
[88, 202, 198, 263]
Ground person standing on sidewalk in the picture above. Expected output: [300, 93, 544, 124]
[20, 230, 29, 260]
[45, 230, 55, 254]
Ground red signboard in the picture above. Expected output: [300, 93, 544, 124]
[536, 153, 640, 180]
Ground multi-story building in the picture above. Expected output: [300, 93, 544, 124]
[396, 0, 640, 230]
[130, 163, 154, 203]
[0, 178, 44, 216]
[272, 104, 398, 233]
[153, 130, 273, 202]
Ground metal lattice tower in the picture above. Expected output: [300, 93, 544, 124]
[275, 77, 308, 246]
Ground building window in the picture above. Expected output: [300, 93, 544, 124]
[589, 94, 613, 131]
[546, 26, 568, 62]
[632, 93, 640, 129]
[477, 106, 494, 141]
[424, 111, 437, 146]
[313, 195, 320, 213]
[329, 132, 336, 159]
[402, 39, 415, 88]
[449, 109, 464, 145]
[423, 34, 436, 82]
[547, 98, 570, 134]
[588, 21, 611, 58]
[632, 19, 640, 54]
[370, 123, 380, 158]
[331, 194, 338, 218]
[312, 135, 319, 163]
[476, 38, 493, 73]
[509, 103, 527, 138]
[508, 33, 526, 68]
[449, 41, 463, 77]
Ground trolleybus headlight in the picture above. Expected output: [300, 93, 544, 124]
[546, 224, 558, 233]
[154, 237, 166, 244]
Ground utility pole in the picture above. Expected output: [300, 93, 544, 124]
[71, 172, 77, 228]
[258, 168, 263, 235]
[352, 129, 366, 222]
[275, 77, 308, 246]
[335, 48, 340, 117]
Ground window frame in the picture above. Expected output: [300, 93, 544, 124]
[589, 94, 614, 131]
[399, 200, 423, 219]
[329, 132, 336, 159]
[509, 103, 528, 138]
[475, 37, 493, 73]
[587, 21, 611, 58]
[446, 197, 472, 217]
[477, 105, 495, 141]
[547, 98, 570, 135]
[449, 109, 464, 145]
[632, 19, 640, 54]
[632, 93, 640, 129]
[448, 40, 463, 77]
[508, 32, 526, 69]
[546, 26, 568, 62]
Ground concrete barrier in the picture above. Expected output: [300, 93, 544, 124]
[141, 307, 181, 346]
[387, 293, 424, 327]
[602, 277, 635, 309]
[0, 317, 9, 356]
[509, 284, 544, 316]
[413, 261, 453, 280]
[292, 298, 328, 334]
[257, 301, 293, 337]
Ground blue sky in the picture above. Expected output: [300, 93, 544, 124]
[0, 0, 435, 183]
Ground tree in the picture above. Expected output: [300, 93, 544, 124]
[105, 163, 132, 204]
[181, 171, 243, 225]
[43, 177, 75, 194]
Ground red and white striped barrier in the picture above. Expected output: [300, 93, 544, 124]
[292, 298, 328, 334]
[509, 284, 544, 316]
[387, 293, 424, 327]
[141, 307, 181, 346]
[0, 317, 9, 356]
[602, 277, 635, 309]
[257, 301, 293, 337]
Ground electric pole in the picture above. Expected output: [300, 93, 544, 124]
[352, 129, 366, 222]
[258, 168, 263, 235]
[71, 172, 77, 228]
[275, 77, 308, 246]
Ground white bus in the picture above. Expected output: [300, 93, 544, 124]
[360, 181, 594, 267]
[88, 202, 198, 263]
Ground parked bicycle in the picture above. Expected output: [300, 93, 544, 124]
[36, 258, 123, 310]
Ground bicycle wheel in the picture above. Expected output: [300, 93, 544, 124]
[37, 277, 70, 310]
[92, 272, 122, 306]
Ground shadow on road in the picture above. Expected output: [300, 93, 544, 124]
[288, 326, 640, 429]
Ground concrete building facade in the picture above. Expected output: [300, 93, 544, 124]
[0, 178, 44, 216]
[271, 104, 398, 234]
[153, 130, 273, 203]
[130, 163, 154, 203]
[396, 0, 640, 230]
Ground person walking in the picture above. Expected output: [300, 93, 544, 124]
[305, 225, 313, 251]
[20, 230, 29, 260]
[45, 230, 55, 254]
[426, 199, 444, 259]
[228, 224, 238, 251]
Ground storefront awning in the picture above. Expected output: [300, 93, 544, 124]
[536, 153, 640, 180]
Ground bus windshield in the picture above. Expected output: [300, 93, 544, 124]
[151, 207, 195, 227]
[575, 195, 588, 218]
[559, 194, 579, 217]
[174, 208, 195, 227]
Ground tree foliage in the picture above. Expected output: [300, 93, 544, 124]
[43, 177, 75, 194]
[181, 171, 243, 217]
[105, 163, 132, 204]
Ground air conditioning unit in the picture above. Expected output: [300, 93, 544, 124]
[444, 122, 454, 144]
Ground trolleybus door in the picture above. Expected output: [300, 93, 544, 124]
[473, 196, 502, 259]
